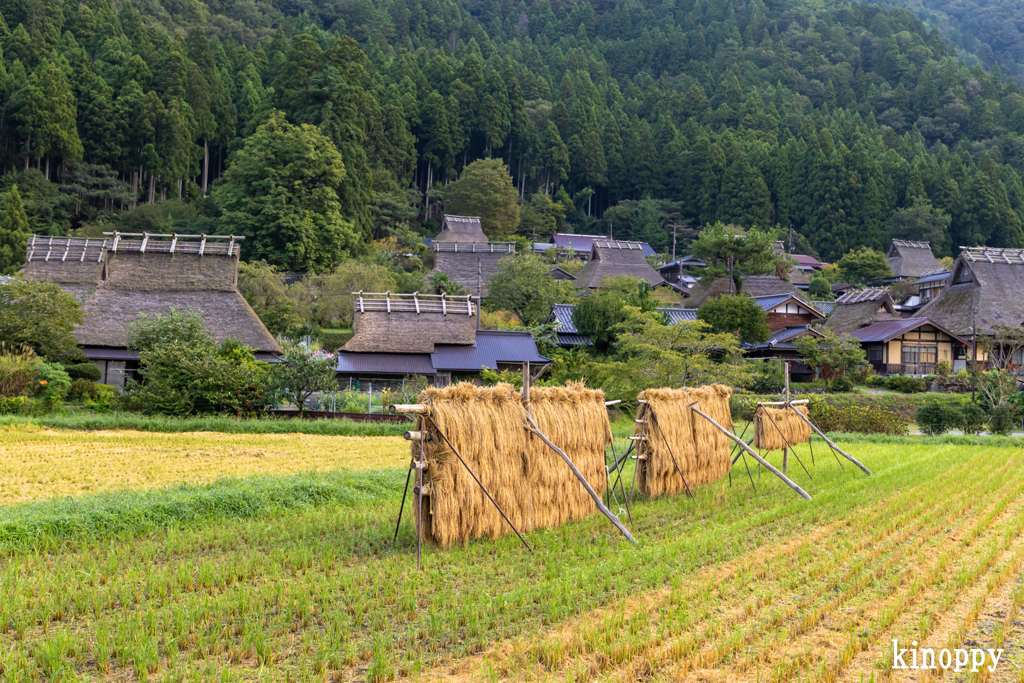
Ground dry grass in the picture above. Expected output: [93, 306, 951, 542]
[635, 384, 734, 497]
[0, 425, 408, 504]
[753, 404, 812, 451]
[416, 382, 611, 548]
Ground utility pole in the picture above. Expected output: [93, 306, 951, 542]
[672, 223, 677, 262]
[788, 224, 793, 253]
[728, 256, 735, 294]
[477, 257, 482, 331]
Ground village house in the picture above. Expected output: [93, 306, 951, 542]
[655, 256, 705, 290]
[886, 239, 943, 280]
[572, 240, 669, 291]
[743, 325, 823, 383]
[821, 288, 902, 335]
[848, 318, 966, 376]
[22, 233, 280, 387]
[428, 215, 514, 297]
[749, 294, 826, 333]
[336, 291, 548, 387]
[913, 246, 1024, 369]
[551, 233, 656, 260]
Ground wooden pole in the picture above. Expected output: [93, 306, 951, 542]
[785, 406, 872, 476]
[525, 413, 637, 545]
[783, 361, 790, 473]
[689, 405, 811, 500]
[390, 404, 429, 414]
[761, 409, 812, 480]
[606, 435, 633, 525]
[651, 417, 694, 498]
[416, 419, 425, 570]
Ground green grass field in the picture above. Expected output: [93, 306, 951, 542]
[1, 429, 1023, 682]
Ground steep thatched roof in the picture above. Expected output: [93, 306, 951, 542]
[572, 240, 666, 289]
[913, 247, 1024, 336]
[686, 275, 804, 308]
[21, 236, 106, 300]
[822, 288, 901, 335]
[342, 292, 477, 353]
[42, 233, 281, 353]
[435, 215, 487, 242]
[887, 240, 942, 278]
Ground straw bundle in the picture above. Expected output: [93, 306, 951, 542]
[415, 383, 530, 547]
[525, 382, 610, 529]
[413, 382, 612, 548]
[634, 384, 734, 497]
[753, 405, 811, 451]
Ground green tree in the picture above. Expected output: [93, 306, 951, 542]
[0, 186, 30, 274]
[213, 112, 359, 273]
[436, 159, 519, 239]
[690, 222, 780, 279]
[238, 261, 300, 336]
[572, 286, 631, 354]
[887, 198, 951, 256]
[808, 274, 833, 299]
[697, 294, 771, 342]
[272, 344, 338, 415]
[0, 279, 83, 359]
[485, 253, 575, 326]
[793, 329, 867, 389]
[836, 247, 893, 284]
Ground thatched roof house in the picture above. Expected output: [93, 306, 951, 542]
[822, 288, 901, 335]
[338, 292, 548, 386]
[429, 214, 514, 297]
[572, 240, 666, 289]
[23, 232, 280, 387]
[686, 274, 805, 308]
[887, 240, 942, 279]
[434, 214, 487, 242]
[22, 236, 107, 300]
[553, 233, 656, 259]
[913, 247, 1024, 338]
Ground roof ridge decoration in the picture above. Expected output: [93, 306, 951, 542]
[593, 240, 644, 250]
[959, 247, 1024, 265]
[432, 242, 515, 253]
[352, 291, 476, 316]
[835, 287, 889, 304]
[891, 239, 931, 249]
[27, 234, 109, 263]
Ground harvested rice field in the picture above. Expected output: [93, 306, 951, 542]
[2, 432, 1024, 682]
[0, 425, 408, 504]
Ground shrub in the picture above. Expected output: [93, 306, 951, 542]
[68, 378, 98, 402]
[883, 375, 928, 393]
[934, 360, 952, 377]
[917, 402, 955, 436]
[64, 362, 102, 382]
[0, 345, 36, 397]
[745, 360, 785, 394]
[988, 404, 1017, 436]
[958, 403, 989, 435]
[809, 399, 908, 435]
[32, 361, 71, 404]
[830, 374, 855, 393]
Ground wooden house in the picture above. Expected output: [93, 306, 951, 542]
[887, 240, 943, 280]
[429, 215, 514, 297]
[572, 240, 667, 290]
[749, 294, 826, 332]
[23, 233, 281, 387]
[849, 319, 966, 376]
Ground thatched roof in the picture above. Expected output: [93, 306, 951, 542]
[913, 247, 1024, 336]
[435, 215, 487, 242]
[686, 275, 805, 308]
[36, 233, 281, 353]
[887, 240, 942, 278]
[342, 292, 477, 353]
[572, 240, 666, 289]
[21, 236, 106, 300]
[822, 288, 901, 334]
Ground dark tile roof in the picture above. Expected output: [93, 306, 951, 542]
[336, 353, 437, 375]
[431, 330, 550, 371]
[552, 233, 656, 258]
[660, 307, 698, 323]
[914, 270, 951, 286]
[849, 318, 967, 344]
[550, 303, 579, 333]
[745, 325, 823, 351]
[835, 288, 889, 304]
[811, 300, 836, 315]
[555, 333, 592, 346]
[80, 347, 283, 363]
[791, 254, 827, 269]
[657, 255, 706, 269]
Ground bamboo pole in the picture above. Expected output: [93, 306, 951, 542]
[786, 406, 872, 476]
[416, 419, 425, 570]
[760, 409, 812, 480]
[390, 404, 429, 414]
[756, 399, 810, 406]
[690, 405, 811, 501]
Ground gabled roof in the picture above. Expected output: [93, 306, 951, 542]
[790, 254, 828, 270]
[572, 240, 666, 289]
[430, 330, 550, 371]
[914, 247, 1024, 337]
[660, 307, 698, 323]
[887, 239, 942, 278]
[342, 292, 477, 354]
[823, 288, 901, 334]
[549, 266, 577, 280]
[849, 318, 967, 345]
[750, 294, 825, 318]
[746, 325, 824, 351]
[913, 270, 950, 286]
[553, 233, 656, 258]
[657, 255, 707, 270]
[435, 215, 487, 242]
[811, 300, 836, 315]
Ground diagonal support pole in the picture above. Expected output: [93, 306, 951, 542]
[425, 415, 534, 554]
[786, 405, 872, 476]
[690, 405, 811, 501]
[525, 414, 637, 545]
[393, 458, 414, 544]
[607, 436, 633, 526]
[760, 409, 812, 481]
[416, 421, 425, 570]
[654, 413, 694, 499]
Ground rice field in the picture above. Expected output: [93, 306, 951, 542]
[1, 428, 1023, 682]
[0, 425, 408, 504]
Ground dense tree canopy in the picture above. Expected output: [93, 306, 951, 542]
[1, 0, 1024, 266]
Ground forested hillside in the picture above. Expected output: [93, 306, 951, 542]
[3, 0, 1024, 269]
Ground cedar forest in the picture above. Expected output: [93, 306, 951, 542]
[2, 0, 1024, 275]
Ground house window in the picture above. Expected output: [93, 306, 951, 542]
[902, 345, 937, 365]
[921, 287, 932, 301]
[954, 266, 973, 284]
[867, 346, 883, 362]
